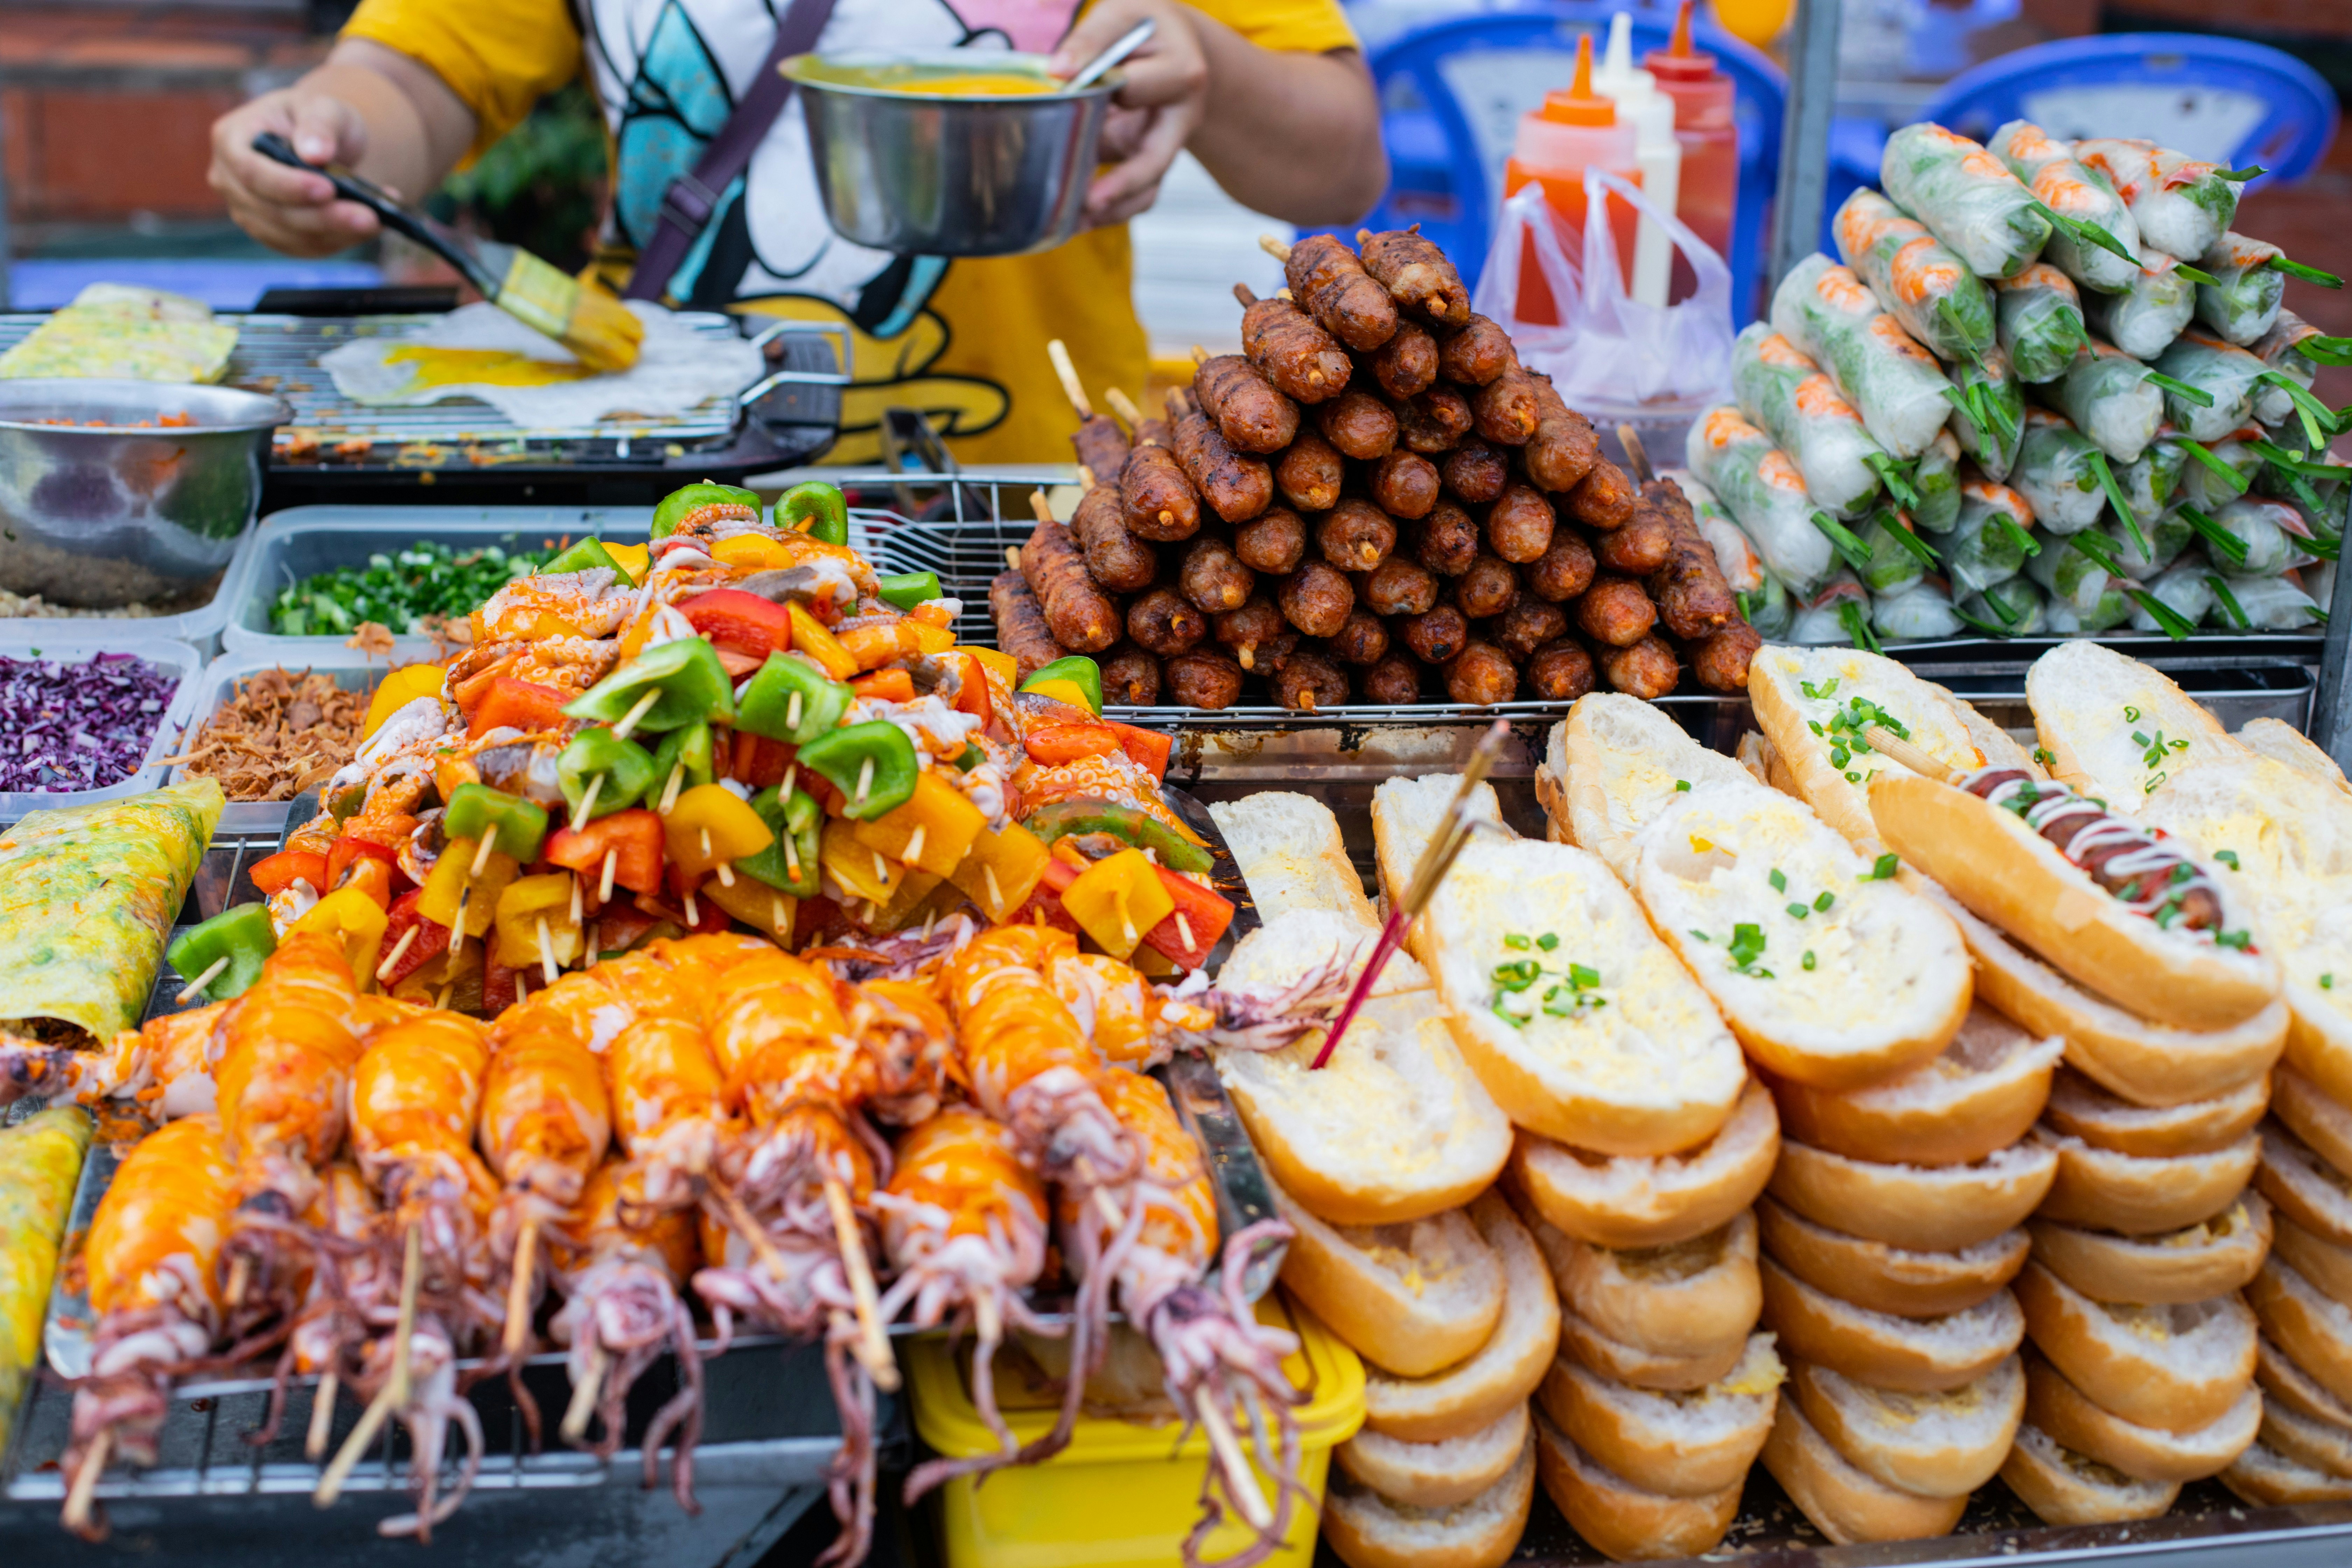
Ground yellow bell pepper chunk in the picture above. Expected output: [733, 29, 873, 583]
[788, 603, 859, 680]
[1062, 849, 1176, 961]
[959, 646, 1017, 688]
[1024, 678, 1095, 713]
[493, 874, 584, 971]
[867, 870, 945, 933]
[906, 620, 956, 656]
[705, 877, 797, 945]
[840, 621, 920, 672]
[850, 771, 986, 878]
[289, 887, 390, 987]
[822, 818, 905, 906]
[416, 837, 519, 938]
[712, 534, 797, 572]
[603, 540, 650, 583]
[947, 821, 1050, 920]
[362, 664, 446, 741]
[664, 784, 776, 878]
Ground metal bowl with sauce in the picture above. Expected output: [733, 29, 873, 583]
[784, 52, 1122, 257]
[0, 379, 290, 608]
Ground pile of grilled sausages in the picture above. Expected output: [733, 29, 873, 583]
[990, 227, 1762, 710]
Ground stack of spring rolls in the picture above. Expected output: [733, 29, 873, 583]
[1688, 121, 2344, 650]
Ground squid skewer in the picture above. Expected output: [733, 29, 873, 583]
[0, 1001, 227, 1128]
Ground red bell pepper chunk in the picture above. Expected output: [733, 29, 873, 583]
[729, 730, 796, 788]
[325, 834, 399, 893]
[543, 808, 666, 897]
[469, 676, 574, 740]
[850, 667, 915, 704]
[248, 848, 328, 897]
[1024, 724, 1123, 766]
[1103, 721, 1172, 780]
[1140, 868, 1235, 970]
[947, 651, 993, 730]
[484, 951, 532, 1013]
[380, 889, 450, 987]
[680, 589, 793, 662]
[1004, 856, 1082, 934]
[595, 905, 663, 955]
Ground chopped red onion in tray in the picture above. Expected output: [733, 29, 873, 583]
[0, 652, 176, 793]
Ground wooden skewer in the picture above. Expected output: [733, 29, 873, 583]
[1862, 724, 1958, 784]
[62, 1428, 110, 1533]
[1047, 338, 1092, 418]
[1615, 423, 1656, 486]
[175, 956, 229, 1005]
[711, 1183, 795, 1284]
[1257, 233, 1294, 263]
[503, 1218, 539, 1359]
[304, 1372, 339, 1461]
[569, 773, 603, 833]
[1103, 386, 1145, 429]
[560, 1346, 612, 1444]
[1190, 344, 1210, 367]
[568, 873, 583, 928]
[536, 917, 559, 986]
[1195, 1387, 1274, 1532]
[1005, 545, 1022, 573]
[1029, 487, 1057, 528]
[658, 762, 686, 816]
[470, 823, 501, 877]
[318, 1223, 422, 1506]
[609, 685, 663, 743]
[824, 1176, 901, 1393]
[225, 1254, 253, 1309]
[376, 926, 419, 985]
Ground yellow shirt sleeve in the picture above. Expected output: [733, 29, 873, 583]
[341, 0, 583, 159]
[1187, 0, 1359, 56]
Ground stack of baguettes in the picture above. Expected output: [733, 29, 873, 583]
[2013, 640, 2352, 1510]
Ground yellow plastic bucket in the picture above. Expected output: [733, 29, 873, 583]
[906, 1293, 1366, 1568]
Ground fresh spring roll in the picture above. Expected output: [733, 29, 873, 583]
[2026, 528, 2117, 612]
[2104, 505, 2193, 581]
[1770, 253, 1958, 459]
[1948, 346, 2025, 480]
[1684, 404, 1839, 595]
[1946, 477, 2035, 596]
[2184, 431, 2264, 512]
[2115, 433, 2190, 533]
[1858, 510, 1929, 595]
[1831, 188, 1997, 365]
[2209, 571, 2325, 630]
[1787, 570, 1876, 648]
[2038, 337, 2164, 463]
[2071, 139, 2241, 263]
[1995, 264, 2087, 383]
[2049, 582, 2137, 634]
[1730, 323, 1900, 518]
[2149, 330, 2265, 442]
[2129, 554, 2215, 632]
[1912, 428, 1963, 532]
[2250, 310, 2325, 427]
[1874, 577, 1966, 640]
[2012, 408, 2114, 532]
[1682, 474, 1795, 638]
[2079, 247, 2195, 359]
[2204, 496, 2306, 579]
[1960, 575, 2047, 637]
[2193, 233, 2286, 346]
[1989, 120, 2144, 294]
[1880, 123, 2052, 279]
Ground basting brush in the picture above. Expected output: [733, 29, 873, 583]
[252, 131, 644, 374]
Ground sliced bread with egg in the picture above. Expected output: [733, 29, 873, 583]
[1520, 1207, 1760, 1362]
[1758, 1257, 2024, 1392]
[1507, 1078, 1779, 1249]
[1323, 1427, 1534, 1568]
[1758, 1196, 2029, 1319]
[1559, 1307, 1751, 1393]
[1769, 1003, 2062, 1167]
[1533, 1408, 1746, 1560]
[2028, 1193, 2273, 1305]
[2023, 1350, 2260, 1482]
[1209, 791, 1379, 927]
[2013, 1260, 2259, 1430]
[2025, 639, 2239, 807]
[1787, 1354, 2024, 1498]
[2260, 1393, 2352, 1482]
[1334, 1403, 1530, 1508]
[2002, 1422, 2181, 1525]
[1760, 1396, 1968, 1545]
[1541, 694, 1757, 885]
[1535, 1334, 1783, 1498]
[1272, 1185, 1503, 1377]
[1362, 1192, 1561, 1443]
[2259, 1332, 2352, 1435]
[2254, 1123, 2352, 1248]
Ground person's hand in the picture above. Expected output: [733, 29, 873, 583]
[1048, 0, 1208, 229]
[208, 85, 386, 257]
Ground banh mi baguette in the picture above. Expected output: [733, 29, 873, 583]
[1533, 1409, 1748, 1561]
[2032, 1125, 2262, 1236]
[1786, 1355, 2024, 1498]
[2025, 638, 2238, 807]
[1209, 791, 1380, 928]
[2256, 1335, 2352, 1449]
[1734, 730, 1775, 789]
[1322, 1429, 1535, 1568]
[2001, 1423, 2182, 1525]
[1932, 684, 2045, 778]
[2028, 1193, 2273, 1305]
[1867, 763, 2280, 1031]
[1920, 883, 2287, 1106]
[2265, 1212, 2352, 1306]
[1520, 1208, 1760, 1362]
[1507, 1077, 1779, 1249]
[2023, 1351, 2261, 1483]
[1544, 695, 1756, 885]
[2270, 1065, 2352, 1183]
[1333, 1403, 1530, 1508]
[1222, 907, 1430, 997]
[1767, 1136, 2057, 1251]
[1758, 1258, 2026, 1392]
[1272, 1186, 1504, 1377]
[2223, 1438, 2352, 1506]
[1746, 645, 1989, 859]
[2042, 1066, 2271, 1158]
[1559, 1307, 1750, 1392]
[1535, 1334, 1783, 1498]
[2236, 715, 2351, 796]
[1769, 1003, 2062, 1167]
[1757, 1196, 2030, 1319]
[1760, 1397, 1969, 1545]
[1371, 774, 1748, 1157]
[1371, 774, 1508, 975]
[2012, 1260, 2259, 1431]
[1630, 778, 1971, 1090]
[1362, 1192, 1561, 1443]
[2253, 1123, 2352, 1248]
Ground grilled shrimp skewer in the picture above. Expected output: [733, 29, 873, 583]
[61, 1116, 240, 1541]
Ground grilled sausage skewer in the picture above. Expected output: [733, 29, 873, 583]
[1047, 339, 1129, 488]
[1261, 232, 1399, 351]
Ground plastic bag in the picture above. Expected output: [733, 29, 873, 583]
[1474, 169, 1733, 415]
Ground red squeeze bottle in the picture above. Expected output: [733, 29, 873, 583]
[1502, 33, 1642, 327]
[1645, 0, 1739, 304]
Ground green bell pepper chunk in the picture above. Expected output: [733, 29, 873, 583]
[166, 902, 277, 1003]
[778, 481, 849, 546]
[649, 720, 717, 802]
[557, 727, 658, 823]
[539, 536, 626, 579]
[1023, 796, 1215, 875]
[736, 652, 853, 745]
[651, 482, 762, 539]
[797, 721, 918, 821]
[444, 782, 550, 864]
[876, 570, 942, 610]
[736, 786, 823, 898]
[563, 637, 737, 734]
[1018, 654, 1105, 715]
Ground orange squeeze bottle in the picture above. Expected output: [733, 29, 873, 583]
[1503, 33, 1643, 326]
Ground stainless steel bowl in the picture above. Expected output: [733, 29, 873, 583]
[784, 53, 1121, 257]
[0, 379, 289, 608]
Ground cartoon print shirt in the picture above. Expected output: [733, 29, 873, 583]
[340, 0, 1357, 464]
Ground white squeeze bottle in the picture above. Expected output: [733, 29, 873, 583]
[1592, 11, 1682, 309]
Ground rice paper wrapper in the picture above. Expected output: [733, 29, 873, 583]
[2210, 498, 2302, 579]
[1995, 265, 2087, 384]
[2012, 413, 2107, 532]
[1831, 188, 1997, 365]
[2081, 251, 2194, 360]
[2210, 572, 2323, 630]
[1789, 572, 1871, 644]
[1962, 575, 2046, 636]
[2151, 331, 2263, 442]
[1874, 578, 1965, 640]
[2116, 440, 2189, 531]
[1685, 404, 1839, 595]
[1948, 351, 2024, 480]
[0, 777, 221, 1043]
[1912, 429, 1963, 532]
[2048, 583, 2135, 632]
[2195, 233, 2285, 347]
[2185, 436, 2263, 512]
[1991, 121, 2143, 296]
[1881, 124, 2052, 279]
[2250, 310, 2323, 426]
[1731, 323, 1888, 518]
[2072, 140, 2239, 264]
[1946, 498, 2032, 596]
[2025, 528, 2113, 610]
[1859, 512, 1927, 594]
[2042, 341, 2162, 463]
[1770, 253, 1956, 459]
[2106, 509, 2193, 581]
[2130, 555, 2216, 631]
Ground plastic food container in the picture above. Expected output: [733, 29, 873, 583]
[0, 633, 206, 822]
[906, 1293, 1363, 1568]
[172, 648, 432, 838]
[220, 504, 651, 665]
[0, 519, 260, 657]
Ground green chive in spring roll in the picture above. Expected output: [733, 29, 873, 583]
[1832, 188, 1997, 366]
[2072, 139, 2242, 264]
[1995, 264, 2088, 384]
[1990, 121, 2144, 295]
[1731, 323, 1907, 518]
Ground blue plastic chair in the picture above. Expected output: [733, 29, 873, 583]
[1341, 6, 1789, 327]
[1823, 33, 2338, 252]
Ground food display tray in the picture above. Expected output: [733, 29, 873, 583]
[0, 634, 208, 824]
[0, 522, 261, 659]
[172, 648, 407, 839]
